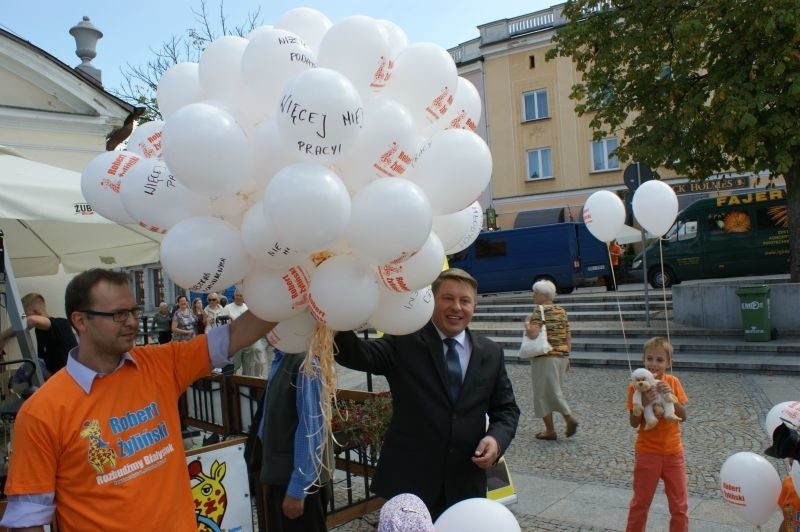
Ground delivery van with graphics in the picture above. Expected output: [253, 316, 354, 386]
[631, 189, 789, 288]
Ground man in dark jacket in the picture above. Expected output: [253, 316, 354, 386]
[335, 268, 520, 519]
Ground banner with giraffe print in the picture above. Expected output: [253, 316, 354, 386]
[186, 437, 253, 532]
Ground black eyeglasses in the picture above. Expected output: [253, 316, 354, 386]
[81, 308, 142, 322]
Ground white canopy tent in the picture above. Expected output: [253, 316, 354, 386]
[615, 224, 658, 245]
[0, 147, 162, 277]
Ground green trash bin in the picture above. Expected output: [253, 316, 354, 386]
[734, 285, 772, 341]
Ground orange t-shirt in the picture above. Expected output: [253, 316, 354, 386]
[779, 475, 800, 531]
[626, 373, 688, 455]
[4, 336, 211, 531]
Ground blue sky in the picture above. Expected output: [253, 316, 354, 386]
[2, 1, 553, 93]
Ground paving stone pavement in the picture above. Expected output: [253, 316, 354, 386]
[331, 364, 797, 531]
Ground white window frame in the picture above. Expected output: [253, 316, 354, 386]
[591, 137, 620, 172]
[522, 88, 549, 121]
[526, 147, 553, 181]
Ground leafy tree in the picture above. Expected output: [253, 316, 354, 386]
[113, 0, 261, 122]
[547, 0, 800, 281]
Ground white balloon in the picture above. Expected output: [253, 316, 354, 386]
[377, 19, 408, 61]
[240, 202, 302, 269]
[307, 255, 380, 331]
[243, 264, 312, 322]
[156, 62, 205, 119]
[376, 232, 445, 292]
[241, 29, 316, 121]
[765, 401, 800, 438]
[263, 163, 351, 252]
[246, 24, 274, 40]
[198, 36, 249, 102]
[433, 201, 482, 253]
[160, 216, 252, 293]
[632, 179, 679, 236]
[441, 77, 482, 133]
[162, 102, 252, 198]
[719, 452, 781, 526]
[410, 129, 492, 215]
[335, 98, 417, 195]
[81, 151, 141, 223]
[582, 190, 626, 243]
[434, 498, 521, 532]
[317, 15, 392, 97]
[274, 7, 332, 55]
[266, 311, 317, 353]
[126, 120, 165, 159]
[369, 286, 434, 335]
[346, 178, 432, 265]
[382, 42, 458, 129]
[121, 159, 210, 233]
[277, 68, 364, 164]
[250, 118, 302, 192]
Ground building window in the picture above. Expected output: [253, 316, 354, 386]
[522, 89, 548, 121]
[591, 137, 620, 171]
[133, 270, 145, 307]
[152, 268, 165, 308]
[526, 148, 553, 180]
[529, 55, 536, 69]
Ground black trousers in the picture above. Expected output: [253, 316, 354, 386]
[157, 331, 172, 344]
[265, 483, 329, 532]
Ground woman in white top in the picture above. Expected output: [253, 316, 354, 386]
[204, 292, 225, 329]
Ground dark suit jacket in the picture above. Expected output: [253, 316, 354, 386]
[334, 322, 520, 510]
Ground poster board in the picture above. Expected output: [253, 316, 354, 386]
[186, 437, 253, 532]
[486, 457, 517, 505]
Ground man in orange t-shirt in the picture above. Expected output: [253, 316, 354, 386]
[625, 337, 688, 532]
[604, 240, 623, 291]
[0, 269, 276, 531]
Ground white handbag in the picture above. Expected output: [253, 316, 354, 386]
[518, 305, 552, 359]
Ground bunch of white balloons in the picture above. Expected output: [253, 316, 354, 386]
[716, 400, 800, 527]
[80, 7, 488, 352]
[582, 180, 679, 244]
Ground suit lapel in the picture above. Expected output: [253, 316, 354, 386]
[462, 329, 483, 392]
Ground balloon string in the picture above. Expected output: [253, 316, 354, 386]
[657, 240, 671, 336]
[306, 322, 337, 480]
[608, 244, 632, 376]
[657, 239, 673, 375]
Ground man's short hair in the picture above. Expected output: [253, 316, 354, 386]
[20, 293, 45, 312]
[65, 269, 130, 326]
[432, 268, 478, 295]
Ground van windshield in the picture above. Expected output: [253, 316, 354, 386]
[666, 220, 698, 242]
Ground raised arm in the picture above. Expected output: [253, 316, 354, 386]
[227, 311, 276, 357]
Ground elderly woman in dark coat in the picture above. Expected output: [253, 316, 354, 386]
[525, 279, 578, 440]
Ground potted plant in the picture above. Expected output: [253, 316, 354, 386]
[331, 391, 392, 453]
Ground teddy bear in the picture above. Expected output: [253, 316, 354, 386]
[631, 368, 681, 430]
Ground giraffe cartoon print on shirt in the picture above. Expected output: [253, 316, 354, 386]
[188, 458, 228, 532]
[79, 419, 117, 474]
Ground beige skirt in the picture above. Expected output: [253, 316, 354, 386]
[531, 356, 572, 417]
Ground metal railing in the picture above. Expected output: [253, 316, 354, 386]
[178, 375, 383, 528]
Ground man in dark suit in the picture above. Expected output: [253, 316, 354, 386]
[335, 268, 520, 519]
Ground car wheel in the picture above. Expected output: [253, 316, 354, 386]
[648, 266, 675, 289]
